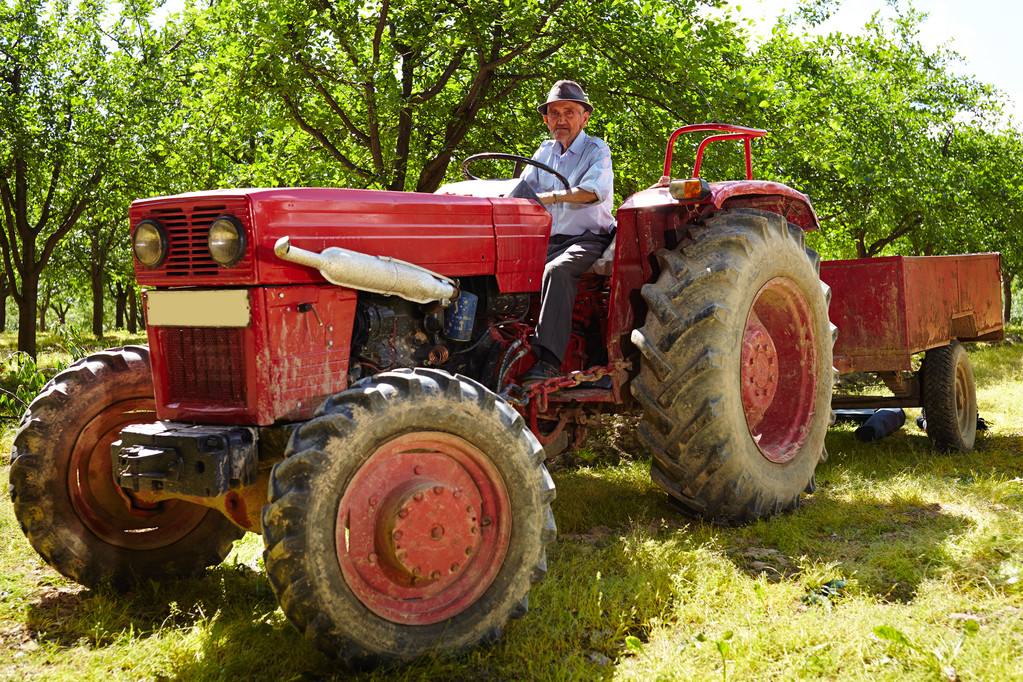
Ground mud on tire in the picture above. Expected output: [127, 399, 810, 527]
[631, 208, 835, 524]
[262, 368, 555, 665]
[8, 346, 243, 588]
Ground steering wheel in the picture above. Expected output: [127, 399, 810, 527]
[461, 153, 571, 191]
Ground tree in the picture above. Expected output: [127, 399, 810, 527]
[200, 0, 747, 196]
[0, 0, 150, 355]
[747, 7, 999, 261]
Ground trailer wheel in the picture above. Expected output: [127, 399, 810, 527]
[921, 341, 977, 452]
[8, 346, 243, 589]
[262, 368, 554, 664]
[631, 208, 835, 524]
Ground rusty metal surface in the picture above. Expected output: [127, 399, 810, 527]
[741, 278, 819, 464]
[616, 181, 820, 240]
[134, 468, 271, 533]
[334, 432, 511, 625]
[821, 253, 1004, 373]
[148, 284, 356, 425]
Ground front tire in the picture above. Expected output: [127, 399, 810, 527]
[8, 346, 243, 588]
[262, 368, 555, 664]
[631, 209, 835, 524]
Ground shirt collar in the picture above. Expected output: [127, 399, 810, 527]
[559, 129, 589, 156]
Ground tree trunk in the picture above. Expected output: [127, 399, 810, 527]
[128, 287, 139, 333]
[114, 281, 127, 329]
[0, 290, 7, 332]
[91, 266, 104, 339]
[20, 274, 39, 357]
[1004, 271, 1014, 324]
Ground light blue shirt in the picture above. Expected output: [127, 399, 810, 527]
[521, 130, 615, 237]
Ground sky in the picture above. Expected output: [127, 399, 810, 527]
[729, 0, 1022, 122]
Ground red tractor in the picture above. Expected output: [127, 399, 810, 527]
[8, 124, 998, 663]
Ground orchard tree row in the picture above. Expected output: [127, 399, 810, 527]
[1, 0, 1020, 356]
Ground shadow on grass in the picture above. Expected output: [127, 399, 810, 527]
[16, 424, 1012, 679]
[23, 563, 340, 678]
[551, 443, 984, 604]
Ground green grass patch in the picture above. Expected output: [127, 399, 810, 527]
[2, 335, 1023, 679]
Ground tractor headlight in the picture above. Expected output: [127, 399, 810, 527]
[132, 220, 168, 268]
[208, 215, 246, 266]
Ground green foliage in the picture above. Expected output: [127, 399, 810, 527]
[0, 326, 87, 417]
[3, 0, 1023, 326]
[746, 6, 1010, 262]
[0, 352, 57, 418]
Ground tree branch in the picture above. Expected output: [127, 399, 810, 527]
[410, 47, 466, 104]
[35, 155, 64, 233]
[866, 211, 923, 256]
[0, 173, 25, 276]
[281, 94, 373, 178]
[38, 167, 103, 270]
[0, 176, 24, 302]
[293, 54, 370, 144]
[372, 0, 389, 65]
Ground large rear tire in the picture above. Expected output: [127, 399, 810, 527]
[262, 368, 555, 664]
[921, 341, 976, 452]
[8, 346, 243, 588]
[631, 208, 835, 524]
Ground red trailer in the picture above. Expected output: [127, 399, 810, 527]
[821, 253, 1004, 450]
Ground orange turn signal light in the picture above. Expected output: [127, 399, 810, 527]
[668, 177, 711, 201]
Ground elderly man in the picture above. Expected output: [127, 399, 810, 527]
[521, 79, 615, 382]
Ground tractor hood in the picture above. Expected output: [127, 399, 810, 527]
[130, 187, 551, 293]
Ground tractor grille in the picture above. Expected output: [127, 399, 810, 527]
[161, 327, 248, 407]
[135, 199, 254, 284]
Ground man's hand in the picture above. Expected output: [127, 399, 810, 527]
[537, 188, 599, 205]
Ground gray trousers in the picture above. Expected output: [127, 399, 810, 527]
[534, 232, 611, 362]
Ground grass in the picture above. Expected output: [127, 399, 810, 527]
[2, 335, 1023, 680]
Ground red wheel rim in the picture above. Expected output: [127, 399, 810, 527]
[337, 432, 511, 625]
[740, 277, 818, 464]
[67, 397, 208, 549]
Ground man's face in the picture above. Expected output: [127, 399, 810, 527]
[543, 101, 590, 149]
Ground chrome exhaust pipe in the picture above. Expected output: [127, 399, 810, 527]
[273, 236, 458, 306]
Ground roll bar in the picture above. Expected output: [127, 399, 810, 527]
[662, 123, 767, 180]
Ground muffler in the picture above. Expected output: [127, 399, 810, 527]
[274, 236, 458, 306]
